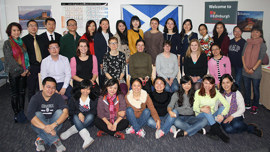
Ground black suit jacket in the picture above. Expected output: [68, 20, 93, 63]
[22, 34, 48, 65]
[39, 31, 62, 52]
[94, 32, 113, 65]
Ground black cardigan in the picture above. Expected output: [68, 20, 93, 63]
[68, 96, 98, 116]
[94, 32, 113, 65]
[184, 53, 208, 78]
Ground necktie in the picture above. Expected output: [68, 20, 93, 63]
[50, 35, 54, 41]
[34, 36, 42, 62]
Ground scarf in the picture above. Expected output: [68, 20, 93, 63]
[213, 32, 226, 48]
[243, 38, 263, 69]
[127, 89, 147, 109]
[9, 36, 29, 70]
[133, 29, 143, 40]
[107, 94, 117, 123]
[223, 92, 238, 118]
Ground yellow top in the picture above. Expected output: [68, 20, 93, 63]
[128, 29, 144, 55]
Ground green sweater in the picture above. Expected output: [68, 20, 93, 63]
[193, 89, 229, 116]
[129, 52, 152, 78]
[60, 32, 80, 61]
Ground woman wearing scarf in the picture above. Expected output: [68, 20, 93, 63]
[94, 79, 129, 139]
[212, 21, 230, 56]
[242, 27, 267, 114]
[219, 74, 263, 137]
[3, 22, 30, 123]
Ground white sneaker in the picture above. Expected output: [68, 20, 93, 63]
[170, 125, 177, 134]
[136, 128, 146, 138]
[173, 129, 181, 138]
[125, 126, 135, 134]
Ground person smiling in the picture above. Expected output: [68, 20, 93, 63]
[198, 24, 213, 60]
[128, 15, 144, 55]
[212, 21, 230, 56]
[219, 74, 263, 137]
[80, 20, 97, 55]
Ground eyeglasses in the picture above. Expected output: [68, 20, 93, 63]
[109, 42, 118, 45]
[68, 24, 77, 27]
[49, 46, 59, 50]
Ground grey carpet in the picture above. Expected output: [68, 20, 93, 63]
[0, 84, 270, 152]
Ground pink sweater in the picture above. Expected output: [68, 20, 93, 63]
[208, 56, 231, 84]
[70, 55, 98, 77]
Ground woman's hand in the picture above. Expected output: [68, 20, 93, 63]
[169, 111, 177, 118]
[156, 120, 161, 130]
[215, 114, 224, 123]
[112, 123, 117, 131]
[200, 106, 211, 114]
[169, 78, 174, 86]
[223, 116, 233, 123]
[106, 122, 113, 131]
[78, 113, 85, 123]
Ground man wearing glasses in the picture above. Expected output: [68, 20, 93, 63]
[40, 41, 72, 99]
[27, 77, 69, 152]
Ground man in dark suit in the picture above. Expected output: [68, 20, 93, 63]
[39, 18, 62, 51]
[22, 20, 48, 102]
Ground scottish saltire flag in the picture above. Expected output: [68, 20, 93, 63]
[122, 4, 182, 32]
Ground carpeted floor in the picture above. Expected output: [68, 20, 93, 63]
[0, 83, 270, 152]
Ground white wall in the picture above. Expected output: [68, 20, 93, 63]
[1, 0, 270, 55]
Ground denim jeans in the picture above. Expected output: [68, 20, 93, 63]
[147, 109, 178, 134]
[126, 107, 151, 132]
[31, 109, 63, 145]
[197, 106, 225, 125]
[242, 76, 261, 107]
[221, 116, 254, 134]
[174, 115, 208, 136]
[232, 67, 242, 90]
[165, 78, 179, 93]
[73, 114, 95, 131]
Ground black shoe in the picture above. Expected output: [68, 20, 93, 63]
[206, 132, 219, 141]
[174, 130, 184, 138]
[14, 114, 18, 123]
[198, 128, 206, 135]
[211, 123, 230, 143]
[252, 128, 263, 137]
[248, 123, 258, 129]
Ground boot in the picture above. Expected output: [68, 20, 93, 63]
[60, 125, 78, 140]
[79, 128, 94, 149]
[211, 123, 230, 143]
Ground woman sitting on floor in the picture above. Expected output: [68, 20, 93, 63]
[168, 75, 208, 138]
[60, 80, 97, 149]
[147, 77, 177, 139]
[94, 79, 129, 139]
[125, 78, 160, 138]
[219, 74, 263, 137]
[193, 75, 230, 143]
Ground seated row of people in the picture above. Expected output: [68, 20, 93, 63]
[27, 74, 263, 151]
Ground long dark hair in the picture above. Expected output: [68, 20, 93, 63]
[101, 79, 122, 96]
[178, 75, 195, 107]
[72, 79, 97, 101]
[163, 18, 178, 33]
[199, 75, 216, 98]
[213, 21, 228, 38]
[84, 20, 96, 42]
[180, 19, 193, 38]
[116, 20, 128, 45]
[219, 74, 238, 94]
[97, 18, 111, 33]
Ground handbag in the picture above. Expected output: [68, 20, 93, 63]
[262, 54, 269, 65]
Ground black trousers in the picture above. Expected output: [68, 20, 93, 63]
[94, 117, 129, 136]
[9, 74, 27, 115]
[27, 64, 40, 102]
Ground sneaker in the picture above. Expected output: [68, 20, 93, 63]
[198, 128, 207, 135]
[35, 137, 45, 152]
[125, 126, 135, 134]
[170, 125, 177, 134]
[174, 130, 184, 138]
[155, 129, 165, 139]
[245, 104, 251, 109]
[53, 139, 66, 152]
[114, 132, 125, 140]
[253, 128, 263, 137]
[251, 106, 258, 114]
[136, 129, 146, 138]
[97, 130, 107, 137]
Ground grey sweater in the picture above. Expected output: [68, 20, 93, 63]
[168, 92, 194, 115]
[156, 53, 179, 79]
[242, 42, 267, 79]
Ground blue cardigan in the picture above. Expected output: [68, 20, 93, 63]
[180, 32, 198, 56]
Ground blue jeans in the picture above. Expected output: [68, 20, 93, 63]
[165, 78, 179, 93]
[126, 107, 150, 132]
[147, 109, 178, 134]
[221, 116, 254, 134]
[174, 115, 208, 136]
[232, 67, 242, 90]
[73, 114, 95, 131]
[31, 109, 63, 145]
[197, 106, 225, 125]
[242, 76, 261, 107]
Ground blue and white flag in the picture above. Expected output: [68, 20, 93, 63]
[122, 4, 182, 32]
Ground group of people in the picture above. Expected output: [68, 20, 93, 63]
[3, 15, 266, 151]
